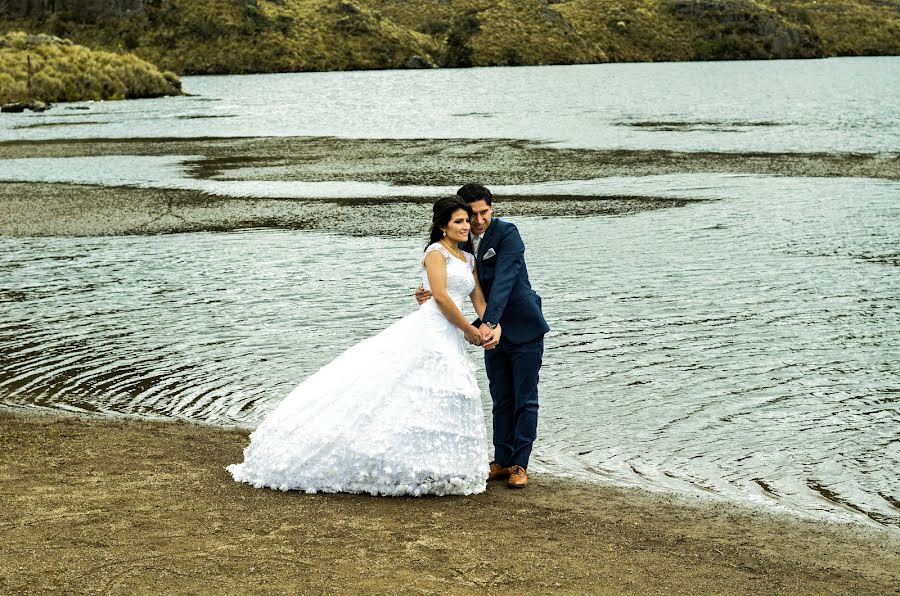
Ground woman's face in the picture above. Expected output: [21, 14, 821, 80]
[442, 208, 471, 244]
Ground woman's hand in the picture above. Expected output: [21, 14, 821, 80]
[464, 326, 483, 346]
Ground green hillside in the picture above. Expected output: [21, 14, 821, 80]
[1, 0, 898, 78]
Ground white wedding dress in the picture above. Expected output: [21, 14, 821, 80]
[228, 243, 489, 496]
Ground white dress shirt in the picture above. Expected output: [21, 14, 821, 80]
[472, 233, 485, 255]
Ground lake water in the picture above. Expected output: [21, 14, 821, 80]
[1, 57, 898, 527]
[2, 57, 899, 153]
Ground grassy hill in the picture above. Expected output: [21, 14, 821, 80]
[0, 31, 181, 104]
[0, 0, 898, 77]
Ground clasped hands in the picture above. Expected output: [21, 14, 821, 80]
[472, 323, 501, 350]
[415, 287, 501, 350]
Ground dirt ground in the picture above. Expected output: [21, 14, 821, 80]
[1, 410, 897, 595]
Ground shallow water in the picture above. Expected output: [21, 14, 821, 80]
[1, 57, 899, 527]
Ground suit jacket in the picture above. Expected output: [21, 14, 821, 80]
[461, 218, 549, 344]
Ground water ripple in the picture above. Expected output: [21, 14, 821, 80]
[1, 176, 898, 528]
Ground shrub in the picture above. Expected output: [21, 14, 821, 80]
[0, 31, 182, 104]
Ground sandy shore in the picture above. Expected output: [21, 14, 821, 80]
[1, 410, 898, 594]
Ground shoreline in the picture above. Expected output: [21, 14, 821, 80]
[4, 405, 891, 532]
[1, 409, 898, 593]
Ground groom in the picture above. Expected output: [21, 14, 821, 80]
[418, 184, 549, 489]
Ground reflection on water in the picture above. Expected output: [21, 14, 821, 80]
[1, 176, 898, 527]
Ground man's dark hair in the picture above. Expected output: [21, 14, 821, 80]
[456, 183, 493, 206]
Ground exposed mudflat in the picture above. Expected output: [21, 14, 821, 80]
[2, 136, 897, 237]
[1, 411, 898, 594]
[0, 182, 694, 237]
[2, 137, 899, 185]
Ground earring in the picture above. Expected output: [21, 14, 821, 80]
[442, 231, 446, 237]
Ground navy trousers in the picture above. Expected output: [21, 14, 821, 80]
[484, 335, 543, 469]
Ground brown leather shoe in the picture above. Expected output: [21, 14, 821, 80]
[508, 465, 528, 489]
[488, 462, 512, 481]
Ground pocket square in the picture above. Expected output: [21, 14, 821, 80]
[483, 248, 496, 260]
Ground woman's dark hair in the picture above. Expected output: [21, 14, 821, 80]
[427, 197, 472, 249]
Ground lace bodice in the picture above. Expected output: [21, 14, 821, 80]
[421, 243, 475, 309]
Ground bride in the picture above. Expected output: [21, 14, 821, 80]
[228, 197, 499, 496]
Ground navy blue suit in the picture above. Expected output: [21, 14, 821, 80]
[464, 218, 549, 469]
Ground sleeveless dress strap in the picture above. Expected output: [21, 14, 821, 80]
[423, 243, 453, 266]
[423, 243, 475, 270]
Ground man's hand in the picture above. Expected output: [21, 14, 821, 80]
[479, 323, 501, 350]
[415, 286, 432, 305]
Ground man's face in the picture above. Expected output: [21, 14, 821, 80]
[469, 199, 492, 236]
